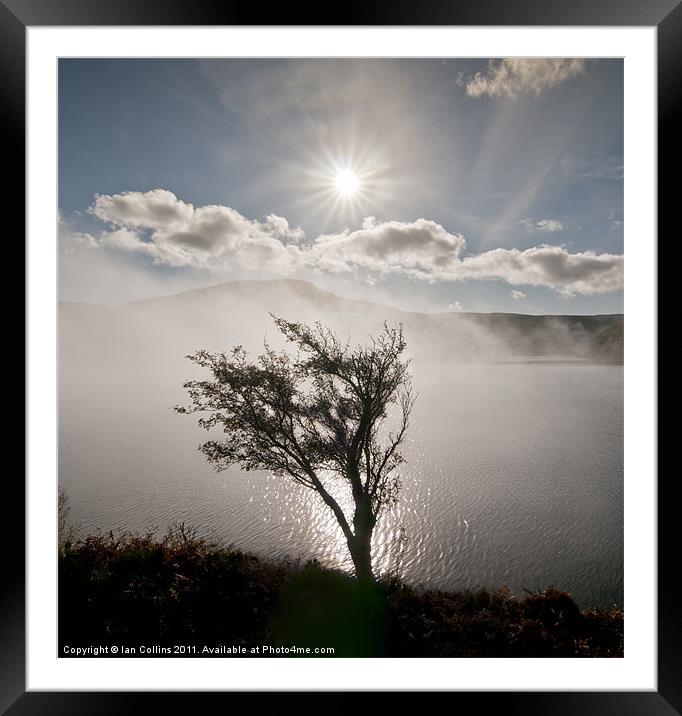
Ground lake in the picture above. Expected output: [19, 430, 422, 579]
[59, 361, 623, 609]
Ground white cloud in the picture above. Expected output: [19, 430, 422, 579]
[466, 59, 587, 99]
[58, 214, 98, 254]
[91, 188, 194, 228]
[259, 214, 306, 244]
[100, 227, 149, 253]
[90, 190, 305, 273]
[510, 290, 527, 301]
[82, 189, 623, 296]
[61, 230, 98, 254]
[312, 225, 622, 295]
[309, 217, 466, 277]
[453, 245, 623, 296]
[520, 218, 565, 233]
[447, 301, 464, 311]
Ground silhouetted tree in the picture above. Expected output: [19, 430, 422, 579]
[176, 315, 415, 582]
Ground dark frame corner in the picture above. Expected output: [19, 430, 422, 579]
[5, 0, 670, 712]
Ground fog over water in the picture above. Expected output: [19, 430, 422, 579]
[59, 280, 623, 608]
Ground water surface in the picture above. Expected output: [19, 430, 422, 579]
[60, 361, 623, 608]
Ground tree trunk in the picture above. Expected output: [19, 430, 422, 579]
[349, 495, 376, 582]
[348, 530, 374, 583]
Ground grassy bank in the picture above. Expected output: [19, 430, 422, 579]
[58, 525, 623, 658]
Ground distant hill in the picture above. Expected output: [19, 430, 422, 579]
[447, 311, 624, 364]
[59, 279, 624, 368]
[588, 316, 624, 364]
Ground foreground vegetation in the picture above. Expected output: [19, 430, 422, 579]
[59, 526, 623, 658]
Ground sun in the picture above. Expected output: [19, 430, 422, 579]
[334, 169, 361, 198]
[294, 154, 387, 228]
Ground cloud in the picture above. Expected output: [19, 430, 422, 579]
[260, 214, 306, 244]
[92, 189, 194, 228]
[466, 59, 587, 99]
[520, 218, 565, 233]
[510, 290, 527, 301]
[90, 190, 305, 273]
[447, 301, 464, 311]
[82, 189, 623, 296]
[58, 214, 98, 254]
[312, 225, 621, 295]
[309, 217, 466, 277]
[453, 245, 623, 296]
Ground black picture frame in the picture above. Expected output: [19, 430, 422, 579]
[4, 0, 669, 711]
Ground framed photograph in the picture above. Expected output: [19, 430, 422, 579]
[6, 0, 669, 709]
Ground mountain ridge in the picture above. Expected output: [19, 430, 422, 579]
[119, 278, 623, 320]
[59, 278, 624, 364]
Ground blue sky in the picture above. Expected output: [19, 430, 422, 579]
[58, 58, 623, 313]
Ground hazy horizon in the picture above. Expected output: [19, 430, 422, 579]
[58, 276, 625, 319]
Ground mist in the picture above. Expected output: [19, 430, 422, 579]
[59, 278, 623, 607]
